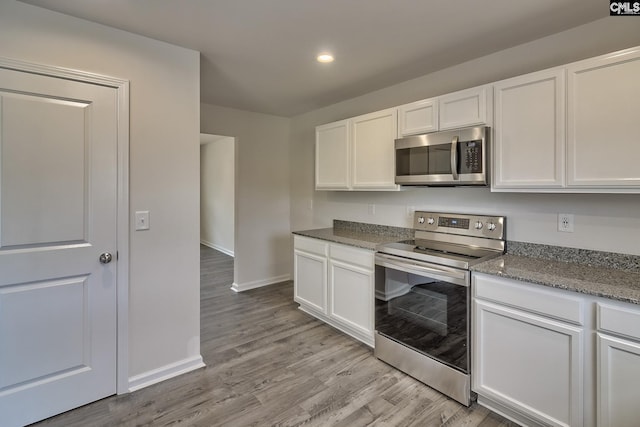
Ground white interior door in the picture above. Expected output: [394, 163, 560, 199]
[0, 66, 118, 427]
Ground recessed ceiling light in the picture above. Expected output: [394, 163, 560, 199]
[317, 53, 334, 63]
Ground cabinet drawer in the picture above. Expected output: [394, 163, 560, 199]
[598, 302, 640, 341]
[294, 235, 328, 256]
[474, 273, 583, 325]
[329, 243, 373, 270]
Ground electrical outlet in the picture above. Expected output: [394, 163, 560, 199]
[368, 204, 376, 215]
[558, 213, 574, 233]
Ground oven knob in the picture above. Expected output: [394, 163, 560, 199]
[418, 216, 425, 224]
[487, 222, 497, 231]
[427, 217, 435, 225]
[475, 221, 483, 230]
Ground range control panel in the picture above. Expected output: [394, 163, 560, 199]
[414, 211, 505, 239]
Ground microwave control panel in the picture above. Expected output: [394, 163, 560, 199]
[459, 140, 483, 174]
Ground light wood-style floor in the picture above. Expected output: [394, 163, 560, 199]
[33, 245, 518, 426]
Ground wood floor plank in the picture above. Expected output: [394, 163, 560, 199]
[32, 246, 520, 427]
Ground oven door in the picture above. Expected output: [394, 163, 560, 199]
[374, 252, 470, 373]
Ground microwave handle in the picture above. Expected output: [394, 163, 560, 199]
[451, 136, 459, 180]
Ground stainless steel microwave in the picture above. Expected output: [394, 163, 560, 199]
[395, 126, 488, 186]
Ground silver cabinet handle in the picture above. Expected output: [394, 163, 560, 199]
[451, 136, 459, 180]
[99, 252, 113, 264]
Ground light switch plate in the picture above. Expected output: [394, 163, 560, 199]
[135, 210, 150, 231]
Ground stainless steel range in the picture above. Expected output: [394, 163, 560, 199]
[374, 211, 506, 406]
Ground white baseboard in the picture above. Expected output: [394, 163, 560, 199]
[128, 355, 205, 393]
[200, 239, 234, 257]
[230, 274, 291, 292]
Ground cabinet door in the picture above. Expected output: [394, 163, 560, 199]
[473, 299, 583, 427]
[439, 85, 491, 130]
[597, 333, 640, 427]
[328, 259, 373, 340]
[315, 119, 350, 190]
[351, 108, 399, 190]
[398, 98, 438, 136]
[567, 47, 640, 187]
[294, 249, 327, 314]
[493, 69, 565, 189]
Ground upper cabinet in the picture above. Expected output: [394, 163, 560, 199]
[315, 119, 350, 190]
[398, 98, 438, 137]
[493, 46, 640, 193]
[567, 48, 640, 188]
[315, 108, 399, 191]
[351, 108, 398, 190]
[438, 85, 492, 130]
[493, 69, 565, 189]
[397, 85, 492, 137]
[316, 45, 640, 193]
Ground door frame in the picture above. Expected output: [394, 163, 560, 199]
[0, 57, 130, 394]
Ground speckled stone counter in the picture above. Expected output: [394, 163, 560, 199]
[292, 220, 412, 251]
[472, 242, 640, 305]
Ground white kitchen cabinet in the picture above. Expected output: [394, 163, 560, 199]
[315, 108, 399, 191]
[328, 244, 374, 341]
[492, 46, 640, 193]
[397, 97, 438, 136]
[294, 236, 328, 314]
[438, 85, 492, 130]
[567, 47, 640, 188]
[351, 108, 399, 190]
[399, 86, 491, 137]
[493, 69, 565, 189]
[293, 235, 375, 346]
[315, 119, 350, 190]
[473, 273, 585, 427]
[596, 302, 640, 427]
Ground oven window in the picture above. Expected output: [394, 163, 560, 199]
[396, 144, 452, 176]
[375, 265, 468, 372]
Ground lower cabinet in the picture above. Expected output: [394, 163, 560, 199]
[294, 236, 374, 346]
[596, 303, 640, 427]
[473, 274, 584, 427]
[473, 273, 640, 427]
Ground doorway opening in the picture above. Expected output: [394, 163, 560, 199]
[200, 134, 236, 285]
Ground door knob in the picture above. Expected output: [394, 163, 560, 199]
[99, 252, 113, 264]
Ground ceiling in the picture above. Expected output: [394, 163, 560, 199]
[21, 0, 606, 117]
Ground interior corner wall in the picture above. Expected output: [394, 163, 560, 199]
[200, 136, 235, 256]
[200, 103, 292, 289]
[0, 2, 202, 382]
[290, 17, 640, 256]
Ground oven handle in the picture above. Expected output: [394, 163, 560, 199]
[375, 253, 468, 287]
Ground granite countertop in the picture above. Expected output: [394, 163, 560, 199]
[293, 220, 412, 250]
[293, 220, 640, 305]
[472, 242, 640, 305]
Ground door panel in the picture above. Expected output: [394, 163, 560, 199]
[0, 277, 87, 389]
[1, 93, 89, 246]
[0, 67, 117, 427]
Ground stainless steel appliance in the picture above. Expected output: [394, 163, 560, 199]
[374, 211, 506, 406]
[395, 126, 488, 186]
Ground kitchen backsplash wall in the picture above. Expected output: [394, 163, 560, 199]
[310, 189, 640, 255]
[290, 17, 640, 256]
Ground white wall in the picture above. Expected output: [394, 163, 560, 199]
[290, 17, 640, 256]
[200, 134, 235, 256]
[0, 2, 202, 383]
[201, 104, 291, 290]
